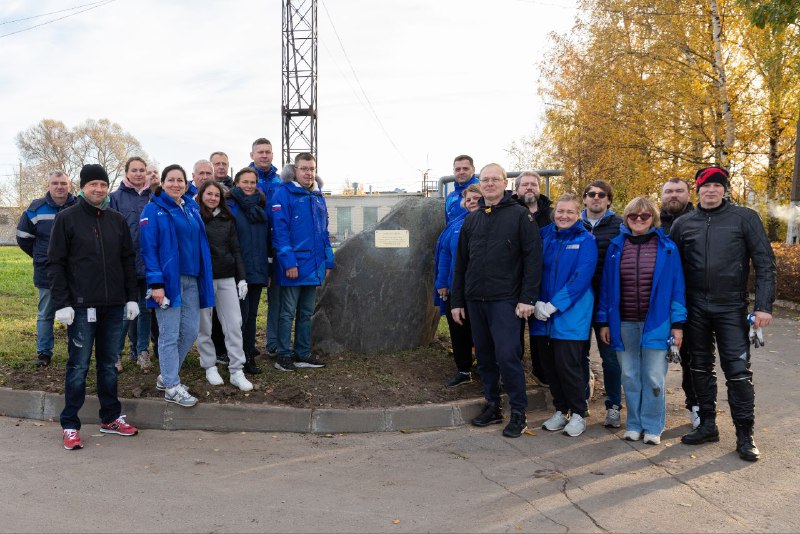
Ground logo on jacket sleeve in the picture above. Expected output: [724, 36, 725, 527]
[139, 217, 149, 226]
[272, 204, 282, 212]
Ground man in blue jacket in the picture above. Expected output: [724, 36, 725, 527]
[249, 137, 283, 358]
[271, 153, 334, 371]
[445, 155, 479, 224]
[16, 170, 76, 368]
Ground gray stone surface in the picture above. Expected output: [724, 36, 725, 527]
[312, 197, 445, 355]
[0, 388, 43, 418]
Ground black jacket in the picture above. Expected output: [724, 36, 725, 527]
[669, 200, 776, 312]
[47, 196, 137, 309]
[203, 209, 247, 281]
[452, 191, 542, 307]
[513, 193, 553, 228]
[581, 210, 623, 295]
[660, 202, 694, 234]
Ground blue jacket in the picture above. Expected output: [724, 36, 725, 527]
[139, 191, 214, 309]
[228, 196, 271, 285]
[445, 175, 479, 224]
[596, 227, 687, 351]
[16, 192, 77, 288]
[249, 162, 281, 207]
[433, 212, 466, 315]
[109, 181, 151, 278]
[530, 221, 597, 340]
[271, 181, 334, 287]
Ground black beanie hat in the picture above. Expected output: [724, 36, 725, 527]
[79, 164, 110, 188]
[694, 166, 729, 191]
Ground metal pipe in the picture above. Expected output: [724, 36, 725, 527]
[437, 169, 564, 198]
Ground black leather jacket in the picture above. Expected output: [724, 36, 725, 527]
[669, 200, 776, 312]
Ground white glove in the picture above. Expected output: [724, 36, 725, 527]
[125, 301, 140, 321]
[533, 301, 548, 322]
[543, 302, 558, 316]
[55, 307, 75, 326]
[237, 280, 248, 301]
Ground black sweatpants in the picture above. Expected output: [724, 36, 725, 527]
[684, 302, 754, 421]
[445, 300, 474, 373]
[534, 335, 587, 417]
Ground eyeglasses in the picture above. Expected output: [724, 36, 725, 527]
[297, 166, 316, 173]
[585, 191, 607, 199]
[479, 177, 504, 184]
[626, 212, 653, 222]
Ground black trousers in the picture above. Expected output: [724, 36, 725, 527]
[534, 336, 587, 417]
[519, 317, 547, 383]
[680, 343, 697, 409]
[239, 284, 264, 357]
[684, 301, 754, 422]
[444, 300, 473, 373]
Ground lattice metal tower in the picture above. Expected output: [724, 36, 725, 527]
[282, 0, 318, 166]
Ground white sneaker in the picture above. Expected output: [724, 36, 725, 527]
[563, 413, 586, 437]
[165, 384, 198, 407]
[623, 430, 642, 441]
[604, 406, 621, 428]
[542, 410, 568, 431]
[205, 366, 224, 386]
[643, 433, 661, 445]
[690, 405, 700, 429]
[229, 370, 253, 392]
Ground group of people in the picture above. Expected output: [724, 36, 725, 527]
[434, 155, 775, 462]
[16, 138, 334, 450]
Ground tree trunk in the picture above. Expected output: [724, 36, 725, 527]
[787, 104, 800, 244]
[709, 0, 736, 168]
[766, 112, 780, 240]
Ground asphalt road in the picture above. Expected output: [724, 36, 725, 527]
[2, 315, 798, 533]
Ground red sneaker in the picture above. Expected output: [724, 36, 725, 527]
[63, 429, 84, 450]
[99, 415, 138, 436]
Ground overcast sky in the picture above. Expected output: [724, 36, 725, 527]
[0, 0, 578, 194]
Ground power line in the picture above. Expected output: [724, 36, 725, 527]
[0, 0, 117, 40]
[319, 0, 415, 171]
[0, 1, 107, 26]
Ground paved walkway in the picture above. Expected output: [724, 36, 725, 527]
[1, 314, 798, 532]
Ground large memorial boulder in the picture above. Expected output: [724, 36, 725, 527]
[312, 197, 445, 354]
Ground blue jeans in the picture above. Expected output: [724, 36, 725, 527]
[155, 276, 200, 389]
[594, 325, 622, 409]
[266, 284, 282, 351]
[617, 321, 669, 435]
[467, 300, 528, 412]
[60, 306, 124, 430]
[36, 287, 55, 357]
[117, 280, 151, 359]
[278, 285, 316, 358]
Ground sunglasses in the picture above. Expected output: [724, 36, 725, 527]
[627, 213, 653, 222]
[585, 191, 607, 199]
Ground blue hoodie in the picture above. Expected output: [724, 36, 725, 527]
[530, 220, 597, 340]
[445, 175, 479, 224]
[595, 227, 687, 351]
[139, 191, 214, 309]
[433, 211, 467, 315]
[271, 180, 335, 287]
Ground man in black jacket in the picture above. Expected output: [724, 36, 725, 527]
[660, 177, 697, 428]
[47, 164, 140, 450]
[670, 166, 776, 461]
[452, 163, 542, 438]
[581, 180, 624, 427]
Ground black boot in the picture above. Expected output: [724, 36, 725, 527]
[243, 353, 263, 375]
[681, 412, 720, 445]
[472, 401, 503, 427]
[734, 419, 760, 461]
[503, 410, 527, 438]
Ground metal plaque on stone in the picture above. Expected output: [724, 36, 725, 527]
[374, 229, 410, 248]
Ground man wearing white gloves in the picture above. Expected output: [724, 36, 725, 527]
[47, 164, 140, 450]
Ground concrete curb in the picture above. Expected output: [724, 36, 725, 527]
[0, 386, 548, 433]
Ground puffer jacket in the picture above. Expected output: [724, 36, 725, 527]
[451, 191, 542, 307]
[202, 209, 247, 281]
[433, 211, 467, 314]
[271, 180, 334, 287]
[581, 209, 623, 298]
[109, 181, 151, 278]
[139, 191, 215, 309]
[530, 220, 597, 340]
[596, 227, 687, 351]
[228, 192, 271, 285]
[17, 192, 77, 288]
[669, 199, 776, 312]
[445, 175, 479, 224]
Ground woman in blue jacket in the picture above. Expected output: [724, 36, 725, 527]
[140, 164, 214, 408]
[531, 193, 597, 437]
[227, 167, 270, 374]
[596, 197, 686, 445]
[434, 184, 482, 388]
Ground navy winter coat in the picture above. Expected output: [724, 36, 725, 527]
[17, 192, 76, 288]
[109, 181, 151, 278]
[228, 195, 271, 286]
